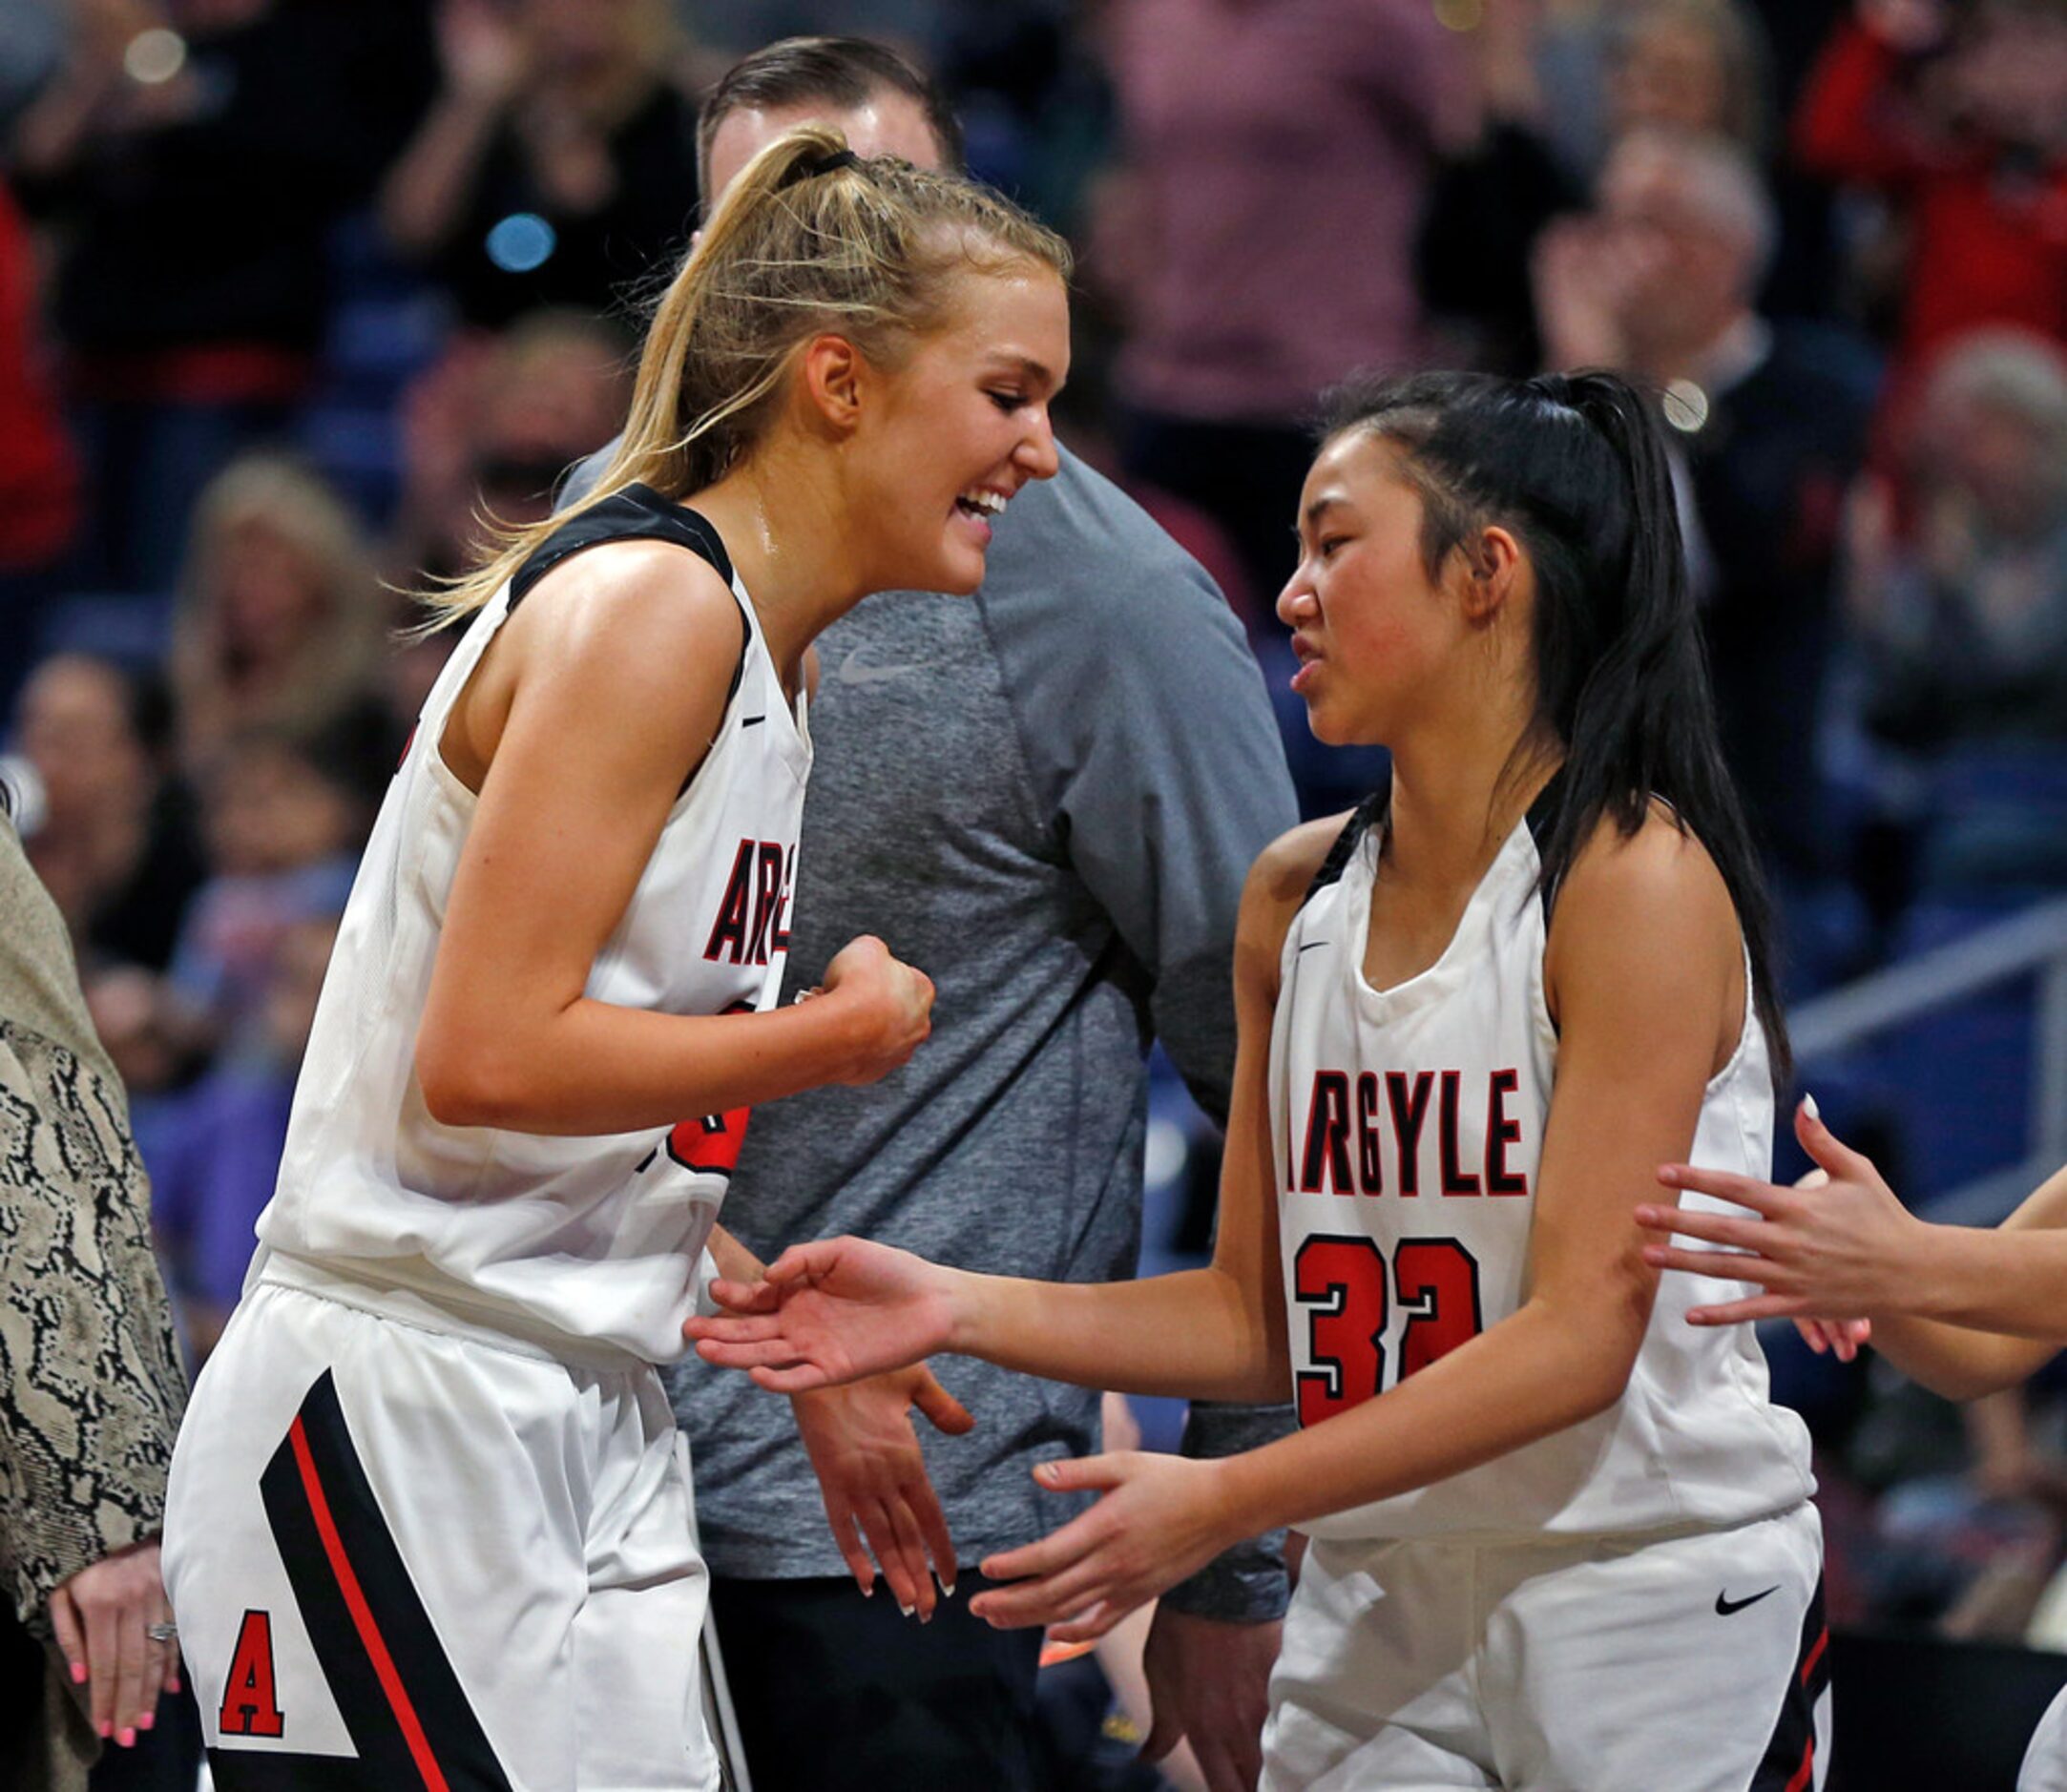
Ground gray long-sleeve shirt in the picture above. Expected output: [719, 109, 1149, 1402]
[572, 442, 1298, 1609]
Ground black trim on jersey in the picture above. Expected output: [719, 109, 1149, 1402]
[1521, 768, 1570, 924]
[238, 1370, 514, 1792]
[1746, 1575, 1829, 1792]
[509, 484, 748, 708]
[209, 1754, 383, 1791]
[1304, 777, 1391, 905]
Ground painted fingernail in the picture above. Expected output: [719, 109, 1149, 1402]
[139, 1712, 156, 1731]
[118, 1728, 135, 1748]
[942, 1576, 957, 1599]
[69, 1661, 85, 1685]
[898, 1602, 914, 1618]
[97, 1720, 112, 1740]
[1802, 1092, 1820, 1120]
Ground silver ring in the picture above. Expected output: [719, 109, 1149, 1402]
[145, 1621, 177, 1643]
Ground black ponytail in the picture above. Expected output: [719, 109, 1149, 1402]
[1320, 367, 1790, 1086]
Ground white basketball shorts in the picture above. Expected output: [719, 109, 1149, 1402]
[1263, 1502, 1830, 1791]
[162, 1269, 719, 1792]
[2023, 1684, 2067, 1792]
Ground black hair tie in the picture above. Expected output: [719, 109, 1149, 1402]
[802, 148, 862, 180]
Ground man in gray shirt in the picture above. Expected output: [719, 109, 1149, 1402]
[570, 38, 1299, 1791]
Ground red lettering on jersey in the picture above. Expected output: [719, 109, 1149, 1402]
[219, 1609, 285, 1738]
[704, 842, 756, 964]
[1294, 1236, 1388, 1424]
[1394, 1238, 1485, 1377]
[747, 843, 785, 965]
[1299, 1072, 1354, 1194]
[1438, 1071, 1482, 1196]
[771, 846, 796, 955]
[1485, 1069, 1528, 1195]
[1354, 1073, 1384, 1194]
[1385, 1071, 1432, 1196]
[670, 1107, 752, 1177]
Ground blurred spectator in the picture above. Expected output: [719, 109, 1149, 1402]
[92, 726, 359, 1103]
[1421, 0, 1587, 374]
[1854, 329, 2067, 751]
[1535, 125, 1878, 919]
[165, 728, 358, 1052]
[1609, 0, 1772, 147]
[1092, 0, 1471, 614]
[1846, 328, 2067, 891]
[8, 652, 204, 977]
[1795, 0, 2067, 398]
[380, 0, 699, 330]
[9, 0, 433, 594]
[167, 452, 394, 778]
[1534, 0, 1774, 179]
[0, 178, 80, 713]
[147, 907, 336, 1364]
[391, 306, 634, 584]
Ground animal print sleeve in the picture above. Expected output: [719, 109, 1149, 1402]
[0, 1019, 188, 1635]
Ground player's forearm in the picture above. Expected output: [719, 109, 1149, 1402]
[1901, 1222, 2067, 1345]
[1209, 1300, 1636, 1541]
[418, 993, 876, 1136]
[944, 1264, 1287, 1404]
[1863, 1311, 2055, 1402]
[707, 1227, 764, 1283]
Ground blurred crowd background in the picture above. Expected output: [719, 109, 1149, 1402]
[1, 0, 2065, 1673]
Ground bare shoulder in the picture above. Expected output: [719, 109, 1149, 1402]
[1247, 811, 1356, 916]
[1235, 810, 1359, 990]
[450, 537, 746, 793]
[505, 537, 743, 676]
[1555, 801, 1735, 942]
[1547, 802, 1743, 1043]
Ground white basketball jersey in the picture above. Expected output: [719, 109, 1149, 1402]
[1271, 789, 1813, 1542]
[255, 489, 810, 1365]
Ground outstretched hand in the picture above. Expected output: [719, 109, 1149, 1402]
[686, 1236, 959, 1393]
[966, 1452, 1235, 1644]
[791, 1364, 973, 1618]
[1636, 1099, 1921, 1335]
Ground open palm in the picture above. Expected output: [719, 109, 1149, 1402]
[686, 1236, 958, 1393]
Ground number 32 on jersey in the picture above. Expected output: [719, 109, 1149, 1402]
[1294, 1235, 1483, 1427]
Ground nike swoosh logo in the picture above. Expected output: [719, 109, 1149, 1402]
[1715, 1587, 1780, 1616]
[837, 649, 920, 686]
[1299, 941, 1331, 953]
[741, 715, 766, 728]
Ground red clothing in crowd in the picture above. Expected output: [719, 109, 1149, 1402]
[0, 182, 78, 571]
[1795, 19, 2067, 377]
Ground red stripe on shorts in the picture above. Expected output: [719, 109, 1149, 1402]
[287, 1415, 452, 1792]
[1801, 1625, 1828, 1684]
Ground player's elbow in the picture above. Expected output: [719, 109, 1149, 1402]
[416, 1021, 532, 1130]
[1532, 1306, 1644, 1429]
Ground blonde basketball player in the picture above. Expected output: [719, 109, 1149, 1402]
[692, 370, 1829, 1790]
[161, 127, 1070, 1792]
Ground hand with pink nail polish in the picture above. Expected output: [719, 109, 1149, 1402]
[48, 1537, 176, 1747]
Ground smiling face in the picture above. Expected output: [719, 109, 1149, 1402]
[844, 261, 1069, 595]
[1275, 431, 1470, 747]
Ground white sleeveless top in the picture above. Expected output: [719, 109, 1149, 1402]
[254, 489, 811, 1365]
[1270, 789, 1812, 1542]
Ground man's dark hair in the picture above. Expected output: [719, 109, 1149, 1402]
[697, 35, 966, 201]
